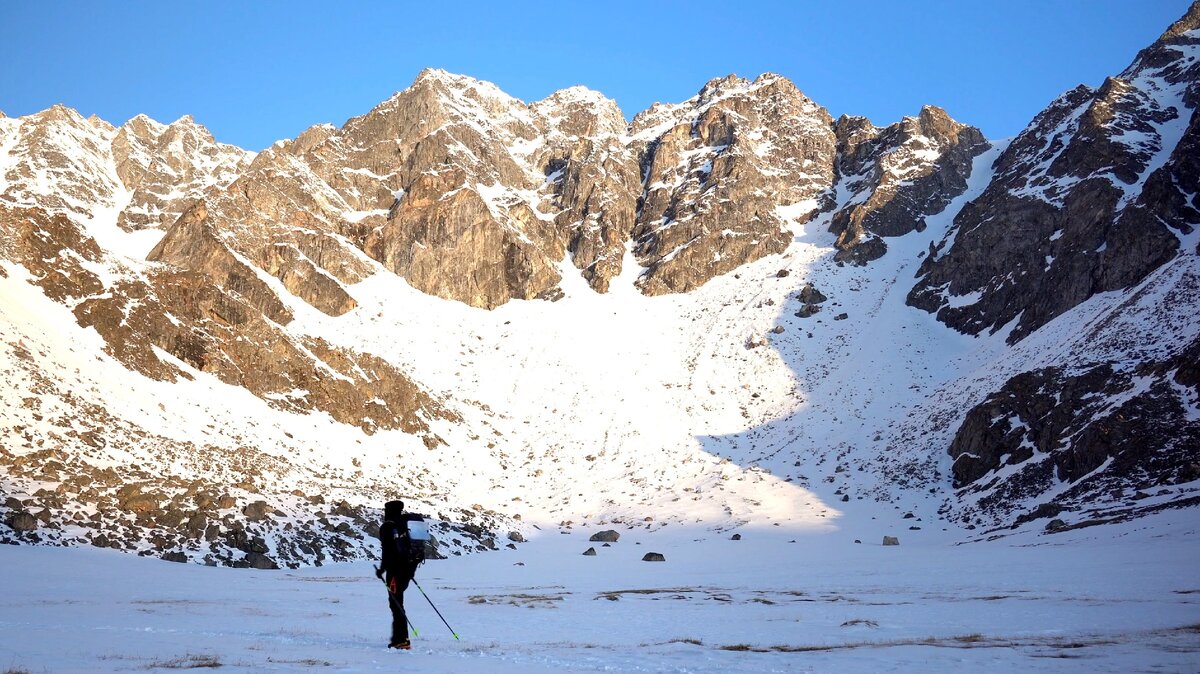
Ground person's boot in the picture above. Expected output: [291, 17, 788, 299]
[389, 640, 411, 650]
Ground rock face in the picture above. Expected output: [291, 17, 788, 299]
[630, 74, 836, 294]
[3, 203, 446, 438]
[830, 107, 989, 264]
[899, 5, 1200, 531]
[1, 68, 992, 315]
[112, 114, 251, 231]
[331, 70, 569, 308]
[949, 338, 1200, 526]
[151, 69, 986, 310]
[909, 11, 1200, 342]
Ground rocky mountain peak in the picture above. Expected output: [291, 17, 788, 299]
[109, 111, 252, 232]
[909, 2, 1199, 343]
[696, 73, 749, 101]
[693, 71, 813, 114]
[86, 114, 114, 133]
[1, 104, 124, 221]
[408, 67, 532, 121]
[1156, 0, 1200, 41]
[834, 113, 877, 134]
[829, 104, 988, 264]
[631, 72, 837, 293]
[121, 113, 167, 140]
[531, 86, 627, 139]
[910, 105, 958, 134]
[30, 103, 87, 126]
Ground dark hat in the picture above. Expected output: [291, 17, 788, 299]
[384, 500, 404, 521]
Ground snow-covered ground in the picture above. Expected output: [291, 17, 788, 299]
[2, 509, 1196, 673]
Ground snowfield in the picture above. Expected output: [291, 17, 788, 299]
[2, 510, 1197, 673]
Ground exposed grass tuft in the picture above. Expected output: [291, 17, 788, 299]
[143, 654, 222, 669]
[718, 644, 762, 652]
[266, 658, 333, 667]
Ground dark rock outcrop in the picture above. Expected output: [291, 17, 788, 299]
[588, 529, 620, 543]
[831, 107, 989, 264]
[631, 74, 835, 294]
[909, 13, 1200, 342]
[949, 338, 1200, 525]
[3, 203, 448, 437]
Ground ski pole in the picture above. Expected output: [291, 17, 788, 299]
[412, 579, 460, 640]
[375, 566, 419, 637]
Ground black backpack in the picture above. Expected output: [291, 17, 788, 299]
[389, 513, 430, 566]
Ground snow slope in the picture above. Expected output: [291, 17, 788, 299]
[2, 130, 1195, 555]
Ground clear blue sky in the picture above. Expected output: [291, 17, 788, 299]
[0, 1, 1191, 150]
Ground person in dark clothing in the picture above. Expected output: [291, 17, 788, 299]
[377, 499, 420, 649]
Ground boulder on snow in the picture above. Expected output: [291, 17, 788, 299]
[795, 304, 821, 318]
[642, 552, 666, 562]
[730, 533, 742, 541]
[185, 513, 207, 535]
[582, 547, 597, 556]
[799, 283, 827, 304]
[241, 552, 278, 569]
[7, 511, 37, 532]
[882, 536, 899, 546]
[507, 531, 525, 543]
[1045, 519, 1067, 532]
[589, 530, 620, 543]
[161, 551, 188, 563]
[242, 500, 270, 521]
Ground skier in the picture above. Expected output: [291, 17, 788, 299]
[375, 499, 423, 649]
